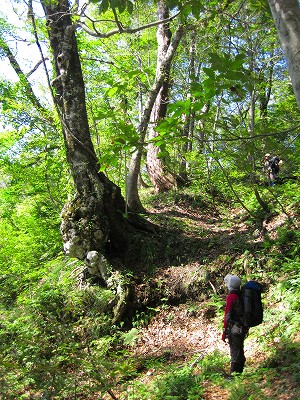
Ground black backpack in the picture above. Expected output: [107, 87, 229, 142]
[241, 281, 263, 327]
[269, 156, 280, 173]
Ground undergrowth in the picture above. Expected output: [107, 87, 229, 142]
[0, 181, 299, 399]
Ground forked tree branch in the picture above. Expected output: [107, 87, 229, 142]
[77, 10, 180, 38]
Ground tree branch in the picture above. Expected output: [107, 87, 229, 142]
[77, 11, 180, 38]
[26, 58, 49, 77]
[196, 123, 300, 142]
[0, 33, 43, 111]
[27, 0, 57, 123]
[112, 7, 124, 31]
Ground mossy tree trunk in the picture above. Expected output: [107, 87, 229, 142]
[40, 0, 151, 279]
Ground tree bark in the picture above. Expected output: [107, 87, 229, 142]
[39, 0, 162, 323]
[40, 0, 145, 270]
[179, 30, 197, 182]
[146, 0, 177, 192]
[267, 0, 300, 109]
[126, 17, 184, 209]
[126, 147, 146, 212]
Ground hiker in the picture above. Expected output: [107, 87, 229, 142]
[263, 153, 271, 173]
[263, 153, 281, 186]
[222, 274, 249, 374]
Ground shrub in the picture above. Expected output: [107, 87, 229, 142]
[152, 365, 204, 400]
[228, 382, 267, 400]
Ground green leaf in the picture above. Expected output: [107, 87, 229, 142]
[165, 0, 182, 10]
[154, 140, 166, 147]
[94, 111, 107, 121]
[203, 67, 215, 79]
[191, 1, 203, 18]
[180, 4, 193, 17]
[232, 53, 246, 67]
[157, 151, 167, 159]
[106, 86, 119, 97]
[127, 69, 141, 79]
[191, 101, 205, 112]
[121, 328, 139, 346]
[126, 0, 134, 14]
[97, 0, 109, 13]
[116, 1, 126, 13]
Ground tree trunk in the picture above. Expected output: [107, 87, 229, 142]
[146, 0, 177, 192]
[268, 0, 300, 109]
[39, 0, 162, 323]
[126, 17, 184, 209]
[126, 146, 146, 212]
[125, 72, 146, 213]
[179, 30, 197, 183]
[40, 0, 147, 271]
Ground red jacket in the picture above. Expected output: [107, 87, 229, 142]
[223, 292, 240, 330]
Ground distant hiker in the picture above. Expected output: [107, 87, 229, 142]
[263, 153, 281, 186]
[222, 274, 248, 374]
[263, 153, 271, 171]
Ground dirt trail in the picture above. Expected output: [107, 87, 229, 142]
[132, 300, 267, 400]
[130, 203, 295, 399]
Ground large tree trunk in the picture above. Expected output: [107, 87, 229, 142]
[267, 0, 300, 109]
[146, 0, 177, 192]
[40, 0, 151, 277]
[39, 0, 158, 323]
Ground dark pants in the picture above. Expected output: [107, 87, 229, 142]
[228, 333, 246, 373]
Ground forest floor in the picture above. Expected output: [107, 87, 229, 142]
[117, 200, 299, 400]
[133, 302, 299, 400]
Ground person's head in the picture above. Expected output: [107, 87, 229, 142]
[224, 274, 241, 291]
[265, 153, 270, 160]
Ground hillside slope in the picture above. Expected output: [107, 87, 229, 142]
[1, 189, 298, 399]
[121, 196, 299, 400]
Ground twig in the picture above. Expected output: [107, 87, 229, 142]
[190, 349, 208, 368]
[208, 280, 217, 294]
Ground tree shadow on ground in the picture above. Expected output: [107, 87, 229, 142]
[126, 204, 265, 308]
[130, 205, 262, 273]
